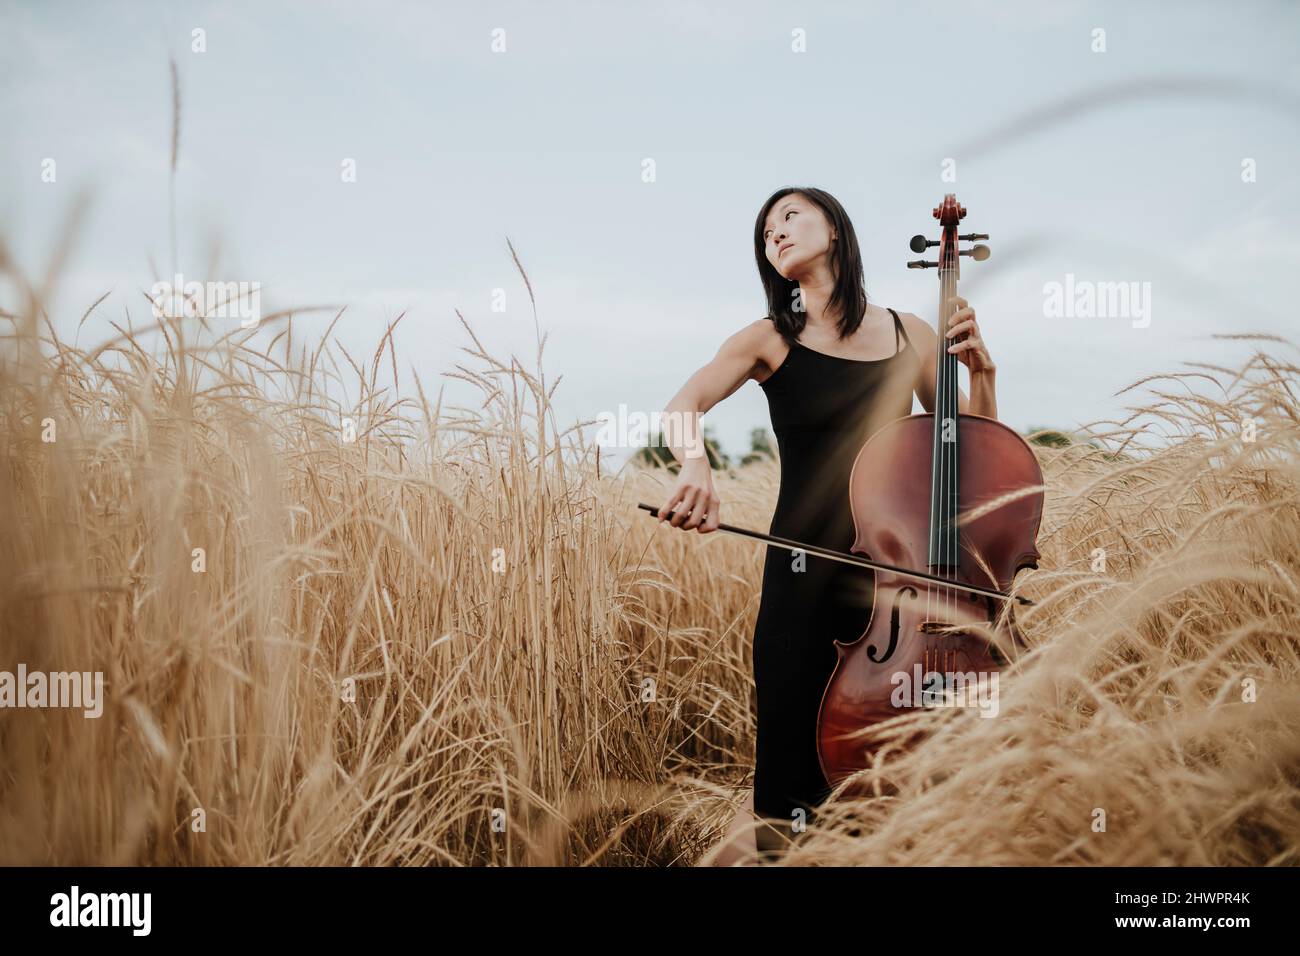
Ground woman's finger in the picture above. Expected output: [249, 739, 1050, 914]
[682, 488, 706, 529]
[657, 488, 678, 523]
[700, 495, 721, 532]
[672, 487, 699, 528]
[664, 488, 685, 526]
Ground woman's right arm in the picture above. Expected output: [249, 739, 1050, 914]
[655, 320, 770, 533]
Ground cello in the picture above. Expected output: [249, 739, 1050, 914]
[815, 193, 1043, 787]
[639, 193, 1044, 791]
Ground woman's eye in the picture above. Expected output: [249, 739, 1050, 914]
[765, 209, 797, 241]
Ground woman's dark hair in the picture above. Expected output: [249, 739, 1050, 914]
[753, 186, 868, 343]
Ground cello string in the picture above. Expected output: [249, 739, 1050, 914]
[944, 260, 955, 678]
[946, 251, 959, 676]
[930, 262, 940, 679]
[941, 252, 952, 676]
[937, 247, 953, 680]
[946, 256, 956, 681]
[928, 246, 944, 679]
[939, 253, 954, 680]
[951, 259, 960, 675]
[952, 251, 963, 674]
[941, 251, 953, 680]
[954, 255, 965, 674]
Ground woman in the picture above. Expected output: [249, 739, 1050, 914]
[654, 186, 1000, 864]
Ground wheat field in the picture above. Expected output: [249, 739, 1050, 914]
[1, 241, 1298, 865]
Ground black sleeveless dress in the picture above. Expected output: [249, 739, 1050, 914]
[751, 307, 916, 826]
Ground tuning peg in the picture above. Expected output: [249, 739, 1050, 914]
[958, 233, 989, 241]
[959, 244, 991, 261]
[909, 235, 938, 253]
[907, 259, 938, 269]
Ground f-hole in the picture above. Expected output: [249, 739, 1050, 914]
[868, 585, 917, 663]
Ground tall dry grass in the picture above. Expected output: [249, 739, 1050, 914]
[1, 243, 1298, 864]
[791, 343, 1300, 865]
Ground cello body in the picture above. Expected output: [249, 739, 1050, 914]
[816, 413, 1043, 785]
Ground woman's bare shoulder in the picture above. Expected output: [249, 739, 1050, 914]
[743, 316, 790, 373]
[725, 316, 782, 351]
[898, 311, 935, 347]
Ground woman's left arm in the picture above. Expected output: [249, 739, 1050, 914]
[946, 295, 997, 420]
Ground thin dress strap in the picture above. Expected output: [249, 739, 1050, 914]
[887, 307, 912, 355]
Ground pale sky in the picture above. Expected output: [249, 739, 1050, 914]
[4, 0, 1299, 468]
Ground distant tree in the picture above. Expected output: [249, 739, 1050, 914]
[1023, 426, 1074, 448]
[1022, 424, 1133, 462]
[633, 424, 729, 471]
[636, 422, 1126, 472]
[740, 427, 776, 466]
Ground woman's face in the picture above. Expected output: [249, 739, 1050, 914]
[762, 193, 836, 280]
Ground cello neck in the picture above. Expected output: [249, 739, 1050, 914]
[928, 196, 964, 572]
